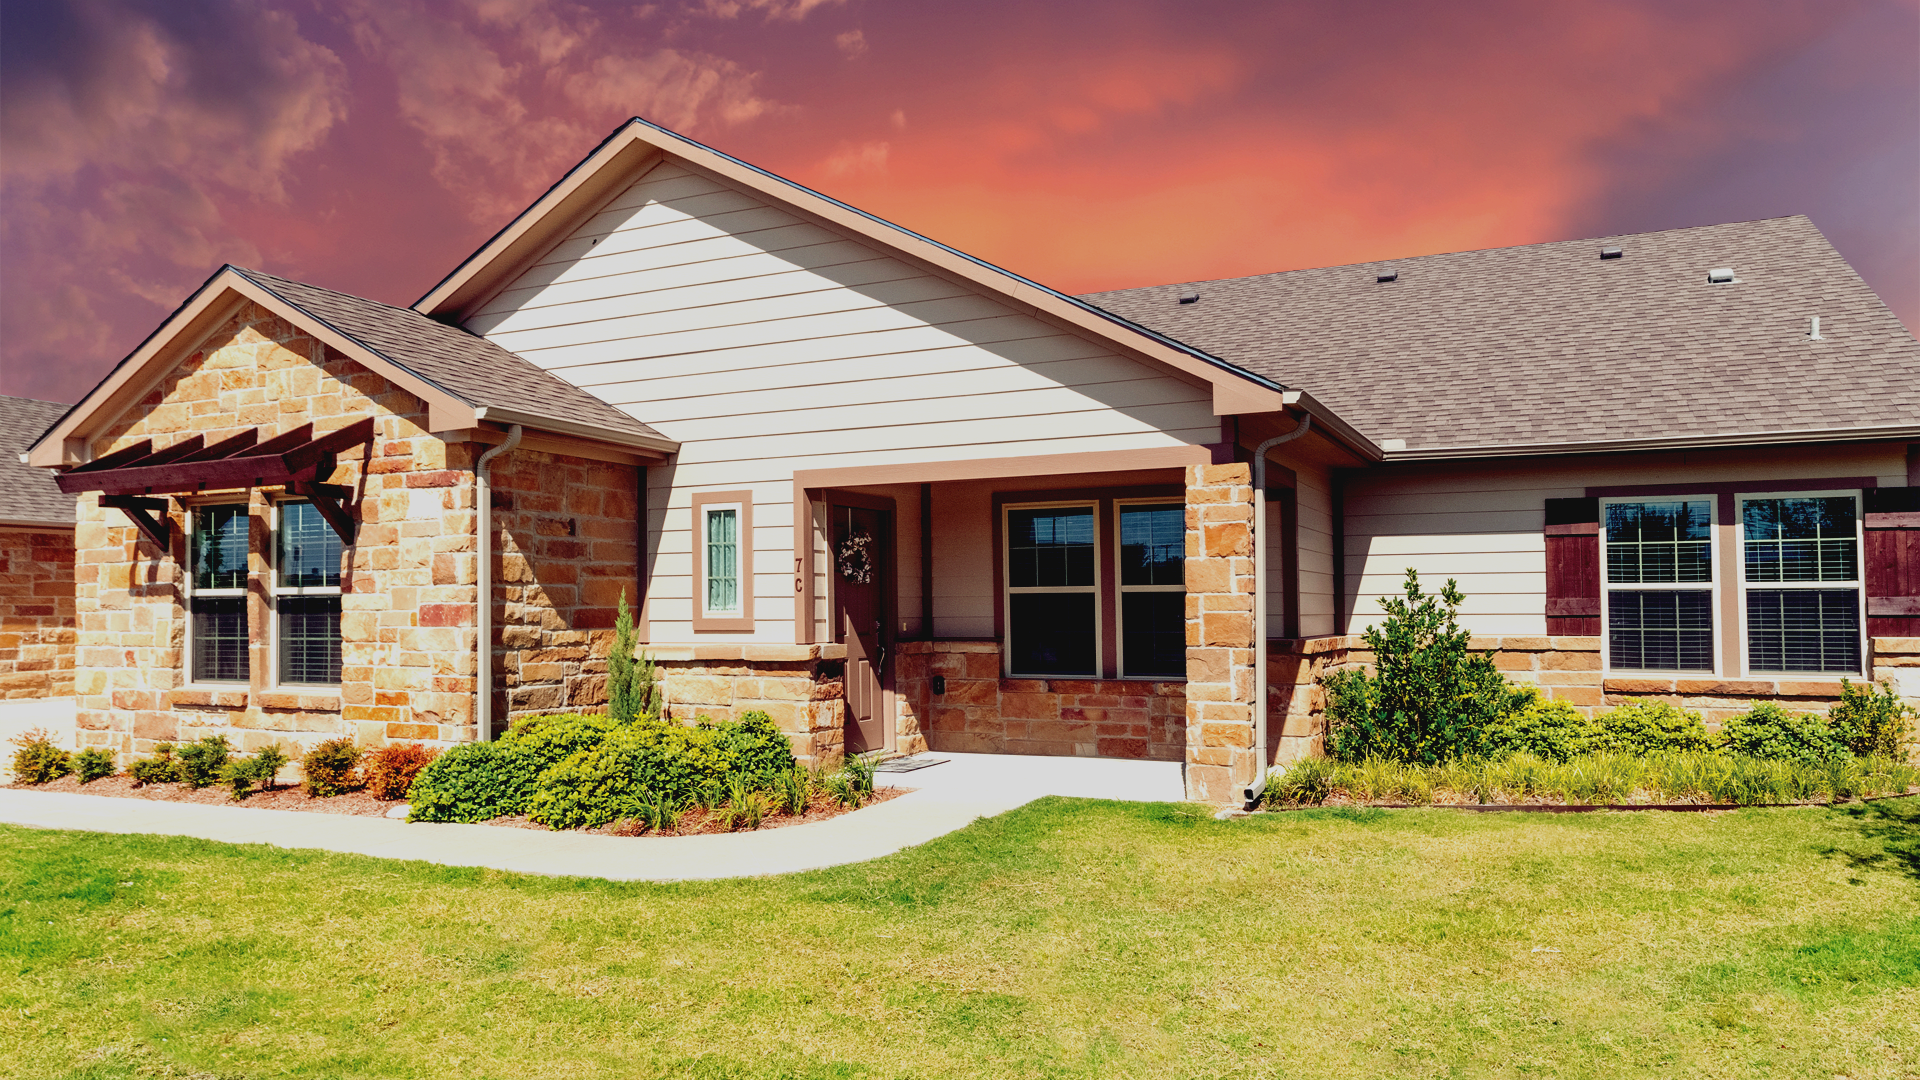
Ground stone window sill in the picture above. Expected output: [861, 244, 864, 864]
[167, 688, 249, 709]
[256, 690, 342, 712]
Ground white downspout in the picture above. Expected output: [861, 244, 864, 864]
[475, 425, 522, 741]
[1243, 412, 1312, 810]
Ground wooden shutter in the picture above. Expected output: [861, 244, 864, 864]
[1545, 497, 1600, 636]
[1865, 487, 1920, 637]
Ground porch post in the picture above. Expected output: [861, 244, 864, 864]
[1183, 463, 1258, 803]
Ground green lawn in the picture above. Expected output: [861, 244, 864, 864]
[3, 799, 1918, 1080]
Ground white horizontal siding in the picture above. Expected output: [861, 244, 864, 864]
[482, 159, 1214, 642]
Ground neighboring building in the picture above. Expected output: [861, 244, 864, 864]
[1, 395, 77, 699]
[25, 118, 1920, 802]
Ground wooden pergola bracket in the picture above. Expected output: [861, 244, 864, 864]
[288, 481, 358, 544]
[99, 495, 173, 549]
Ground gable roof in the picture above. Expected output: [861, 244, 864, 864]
[0, 395, 73, 526]
[1083, 216, 1920, 458]
[410, 117, 1375, 446]
[28, 266, 677, 468]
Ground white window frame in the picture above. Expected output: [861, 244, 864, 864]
[1735, 489, 1866, 677]
[1598, 495, 1721, 676]
[183, 499, 251, 688]
[268, 497, 343, 689]
[1002, 500, 1101, 679]
[1113, 498, 1186, 680]
[701, 501, 744, 618]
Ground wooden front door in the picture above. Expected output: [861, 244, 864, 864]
[831, 501, 891, 755]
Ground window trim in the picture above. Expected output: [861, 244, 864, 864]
[268, 496, 343, 689]
[183, 499, 252, 688]
[691, 489, 754, 633]
[1598, 494, 1721, 677]
[1113, 497, 1187, 680]
[1002, 499, 1102, 679]
[1735, 488, 1866, 677]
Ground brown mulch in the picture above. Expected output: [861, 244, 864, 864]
[11, 773, 904, 833]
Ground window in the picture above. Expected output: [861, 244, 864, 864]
[691, 490, 754, 631]
[1117, 502, 1185, 677]
[1004, 504, 1098, 676]
[1601, 498, 1715, 672]
[1740, 493, 1862, 674]
[188, 504, 250, 684]
[273, 500, 342, 685]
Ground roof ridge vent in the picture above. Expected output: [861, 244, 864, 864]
[1178, 289, 1199, 304]
[1599, 246, 1622, 259]
[1707, 267, 1736, 284]
[1375, 270, 1398, 284]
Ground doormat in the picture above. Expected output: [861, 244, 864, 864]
[872, 754, 951, 774]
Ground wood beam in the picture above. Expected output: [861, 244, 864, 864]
[99, 495, 172, 549]
[288, 481, 357, 544]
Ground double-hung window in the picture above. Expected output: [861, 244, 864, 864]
[1740, 493, 1863, 674]
[1601, 498, 1715, 672]
[1116, 502, 1185, 677]
[1005, 504, 1098, 676]
[188, 504, 250, 684]
[273, 500, 343, 685]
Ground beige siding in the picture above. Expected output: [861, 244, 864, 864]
[1342, 442, 1909, 635]
[474, 160, 1215, 642]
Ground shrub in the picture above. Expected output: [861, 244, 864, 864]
[129, 743, 182, 786]
[9, 728, 72, 785]
[1323, 570, 1527, 763]
[1590, 700, 1713, 755]
[606, 591, 662, 723]
[1826, 678, 1914, 759]
[73, 747, 117, 783]
[409, 712, 628, 823]
[223, 744, 290, 800]
[1482, 694, 1594, 762]
[366, 743, 440, 801]
[1718, 702, 1848, 766]
[301, 738, 362, 797]
[175, 735, 233, 790]
[520, 713, 799, 831]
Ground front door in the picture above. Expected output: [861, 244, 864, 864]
[831, 501, 891, 755]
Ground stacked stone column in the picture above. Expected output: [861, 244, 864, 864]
[1183, 463, 1258, 802]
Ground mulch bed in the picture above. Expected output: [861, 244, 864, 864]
[11, 773, 904, 833]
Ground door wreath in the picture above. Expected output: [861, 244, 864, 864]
[836, 529, 875, 584]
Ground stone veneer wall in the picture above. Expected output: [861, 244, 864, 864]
[0, 526, 75, 699]
[72, 302, 479, 760]
[896, 639, 1187, 760]
[489, 448, 642, 731]
[649, 644, 851, 763]
[1183, 463, 1259, 803]
[1266, 635, 1356, 765]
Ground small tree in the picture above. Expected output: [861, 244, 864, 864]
[1323, 569, 1523, 764]
[607, 590, 662, 722]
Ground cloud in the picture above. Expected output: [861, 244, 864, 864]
[695, 0, 845, 22]
[561, 49, 777, 131]
[835, 29, 867, 58]
[822, 140, 889, 177]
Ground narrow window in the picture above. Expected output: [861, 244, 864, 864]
[1602, 498, 1715, 672]
[273, 500, 342, 685]
[188, 503, 250, 683]
[704, 506, 740, 615]
[1117, 502, 1186, 677]
[1741, 494, 1862, 674]
[1004, 504, 1098, 676]
[691, 491, 753, 632]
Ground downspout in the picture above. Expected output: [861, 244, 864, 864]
[1243, 412, 1312, 810]
[475, 425, 522, 741]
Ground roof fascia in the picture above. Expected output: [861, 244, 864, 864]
[1380, 423, 1920, 463]
[412, 118, 1292, 418]
[472, 406, 678, 456]
[1282, 390, 1383, 462]
[0, 516, 72, 529]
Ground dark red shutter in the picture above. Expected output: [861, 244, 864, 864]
[1545, 497, 1600, 635]
[1865, 487, 1920, 638]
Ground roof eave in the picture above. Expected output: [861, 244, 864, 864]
[1379, 423, 1920, 463]
[1281, 389, 1384, 462]
[0, 515, 73, 529]
[474, 406, 679, 456]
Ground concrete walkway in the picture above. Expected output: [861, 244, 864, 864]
[0, 752, 1184, 881]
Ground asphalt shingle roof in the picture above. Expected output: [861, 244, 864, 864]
[1, 395, 74, 525]
[233, 268, 666, 445]
[1082, 215, 1920, 452]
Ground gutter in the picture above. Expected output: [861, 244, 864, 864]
[473, 406, 679, 455]
[475, 424, 522, 741]
[1244, 412, 1313, 811]
[1379, 423, 1920, 462]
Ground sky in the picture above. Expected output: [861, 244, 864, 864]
[1, 0, 1915, 405]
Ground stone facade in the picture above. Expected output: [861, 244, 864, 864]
[897, 639, 1187, 761]
[0, 526, 76, 699]
[1266, 635, 1356, 764]
[648, 644, 850, 763]
[1182, 463, 1259, 802]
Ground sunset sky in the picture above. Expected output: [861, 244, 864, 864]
[2, 0, 1915, 405]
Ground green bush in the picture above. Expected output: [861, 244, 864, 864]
[8, 728, 71, 785]
[606, 591, 662, 723]
[1323, 570, 1527, 763]
[129, 743, 182, 786]
[523, 712, 797, 831]
[223, 744, 289, 801]
[175, 735, 233, 790]
[1826, 678, 1914, 759]
[1589, 700, 1712, 755]
[1482, 694, 1593, 762]
[408, 712, 628, 823]
[1718, 702, 1848, 766]
[73, 747, 117, 783]
[301, 738, 362, 797]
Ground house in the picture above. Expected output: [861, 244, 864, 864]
[24, 118, 1920, 804]
[1, 395, 76, 701]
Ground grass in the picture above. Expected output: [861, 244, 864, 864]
[2, 798, 1918, 1079]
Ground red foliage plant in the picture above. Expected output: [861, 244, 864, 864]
[365, 742, 440, 801]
